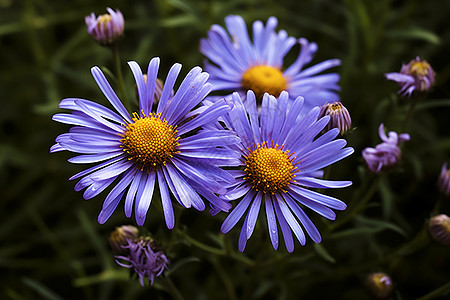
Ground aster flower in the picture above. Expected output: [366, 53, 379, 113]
[85, 8, 124, 46]
[115, 237, 169, 286]
[438, 163, 450, 196]
[318, 101, 352, 135]
[218, 90, 353, 252]
[200, 15, 341, 112]
[385, 57, 436, 97]
[51, 57, 240, 228]
[362, 124, 410, 174]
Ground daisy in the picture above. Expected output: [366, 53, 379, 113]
[51, 57, 240, 228]
[220, 90, 353, 252]
[200, 15, 341, 111]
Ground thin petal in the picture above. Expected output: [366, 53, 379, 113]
[135, 171, 156, 226]
[221, 191, 254, 233]
[91, 66, 132, 123]
[157, 168, 175, 229]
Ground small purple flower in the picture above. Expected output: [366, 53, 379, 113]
[85, 8, 124, 46]
[318, 101, 352, 135]
[115, 237, 169, 286]
[438, 163, 450, 196]
[385, 57, 436, 97]
[362, 124, 410, 174]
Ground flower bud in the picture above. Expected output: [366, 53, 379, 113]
[85, 8, 124, 46]
[438, 163, 450, 196]
[428, 214, 450, 246]
[115, 236, 169, 286]
[136, 75, 164, 106]
[385, 57, 435, 97]
[109, 225, 139, 255]
[366, 272, 393, 299]
[318, 101, 352, 135]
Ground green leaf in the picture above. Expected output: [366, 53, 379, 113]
[165, 257, 200, 276]
[159, 15, 198, 28]
[386, 27, 440, 44]
[355, 215, 408, 237]
[22, 277, 64, 300]
[416, 99, 450, 111]
[313, 244, 336, 264]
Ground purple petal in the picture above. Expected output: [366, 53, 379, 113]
[221, 191, 254, 233]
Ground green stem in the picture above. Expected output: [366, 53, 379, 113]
[177, 229, 254, 266]
[432, 194, 444, 215]
[110, 43, 130, 110]
[210, 257, 238, 300]
[161, 276, 184, 300]
[328, 175, 381, 232]
[416, 281, 450, 300]
[177, 229, 225, 255]
[390, 226, 430, 257]
[401, 95, 422, 132]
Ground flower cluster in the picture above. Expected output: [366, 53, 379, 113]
[43, 4, 447, 298]
[362, 124, 410, 174]
[52, 13, 356, 255]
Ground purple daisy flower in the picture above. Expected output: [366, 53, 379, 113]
[85, 7, 125, 46]
[51, 57, 240, 228]
[385, 57, 436, 97]
[218, 90, 353, 252]
[115, 237, 169, 286]
[362, 124, 410, 174]
[200, 15, 341, 112]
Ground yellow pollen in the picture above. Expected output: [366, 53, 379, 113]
[98, 14, 112, 25]
[409, 61, 430, 77]
[244, 142, 297, 194]
[329, 103, 343, 113]
[242, 65, 287, 100]
[120, 112, 179, 171]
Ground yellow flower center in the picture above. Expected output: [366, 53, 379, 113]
[241, 65, 287, 100]
[409, 61, 431, 77]
[98, 14, 112, 25]
[120, 112, 179, 170]
[329, 102, 343, 113]
[244, 142, 297, 194]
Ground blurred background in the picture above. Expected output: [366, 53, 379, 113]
[1, 0, 449, 299]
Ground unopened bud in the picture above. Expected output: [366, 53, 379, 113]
[366, 272, 393, 299]
[318, 101, 352, 135]
[109, 225, 139, 255]
[85, 8, 124, 46]
[428, 214, 450, 246]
